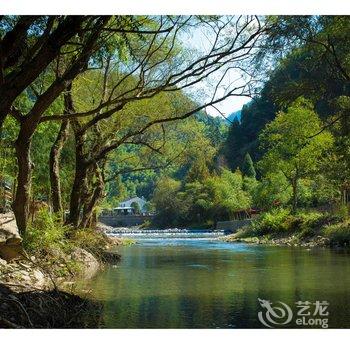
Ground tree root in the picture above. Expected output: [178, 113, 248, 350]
[0, 282, 103, 328]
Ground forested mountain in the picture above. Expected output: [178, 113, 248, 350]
[223, 91, 276, 170]
[223, 16, 350, 175]
[106, 111, 228, 204]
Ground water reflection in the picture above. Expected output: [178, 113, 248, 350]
[82, 239, 350, 328]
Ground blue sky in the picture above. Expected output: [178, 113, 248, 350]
[182, 19, 252, 118]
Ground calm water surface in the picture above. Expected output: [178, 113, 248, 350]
[81, 238, 350, 328]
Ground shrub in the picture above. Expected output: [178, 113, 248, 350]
[23, 208, 115, 276]
[298, 210, 325, 228]
[295, 210, 326, 238]
[239, 208, 331, 239]
[24, 208, 68, 256]
[254, 208, 291, 234]
[332, 204, 349, 221]
[70, 228, 110, 256]
[23, 209, 81, 277]
[323, 221, 350, 247]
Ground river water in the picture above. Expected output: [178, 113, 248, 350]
[80, 236, 350, 328]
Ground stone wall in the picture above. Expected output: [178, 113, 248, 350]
[99, 215, 154, 227]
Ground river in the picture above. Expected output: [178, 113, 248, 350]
[79, 235, 350, 328]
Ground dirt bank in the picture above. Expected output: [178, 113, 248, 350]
[0, 221, 124, 328]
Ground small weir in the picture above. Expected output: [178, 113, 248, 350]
[105, 228, 227, 239]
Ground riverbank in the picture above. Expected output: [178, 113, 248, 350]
[0, 250, 101, 328]
[0, 241, 124, 328]
[0, 255, 103, 328]
[222, 208, 350, 248]
[0, 215, 125, 328]
[223, 232, 332, 247]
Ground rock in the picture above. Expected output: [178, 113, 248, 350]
[0, 213, 23, 261]
[0, 213, 21, 243]
[0, 244, 23, 262]
[70, 247, 100, 279]
[31, 269, 46, 285]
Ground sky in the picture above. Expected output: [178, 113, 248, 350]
[206, 95, 251, 118]
[182, 18, 253, 119]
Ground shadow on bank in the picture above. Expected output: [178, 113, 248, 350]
[0, 283, 104, 328]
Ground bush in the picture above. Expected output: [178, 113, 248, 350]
[295, 210, 326, 238]
[70, 228, 110, 256]
[238, 208, 331, 239]
[24, 208, 68, 256]
[323, 221, 350, 247]
[332, 204, 349, 221]
[254, 208, 291, 234]
[232, 205, 350, 247]
[23, 208, 115, 276]
[23, 209, 82, 277]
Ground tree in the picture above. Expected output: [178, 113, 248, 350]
[2, 16, 266, 234]
[223, 89, 276, 170]
[3, 15, 188, 233]
[51, 16, 265, 229]
[7, 16, 112, 234]
[223, 16, 350, 174]
[131, 201, 141, 214]
[205, 169, 251, 221]
[177, 181, 212, 224]
[259, 98, 334, 212]
[241, 153, 256, 178]
[152, 177, 182, 227]
[0, 16, 89, 131]
[252, 172, 291, 209]
[49, 91, 71, 215]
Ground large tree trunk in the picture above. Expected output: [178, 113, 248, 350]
[67, 126, 90, 228]
[67, 157, 87, 227]
[49, 120, 70, 215]
[80, 186, 103, 229]
[13, 134, 33, 235]
[80, 165, 105, 228]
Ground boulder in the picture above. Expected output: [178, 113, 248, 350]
[0, 213, 23, 261]
[70, 247, 100, 279]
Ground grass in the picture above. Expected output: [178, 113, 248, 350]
[24, 209, 70, 255]
[22, 209, 117, 277]
[231, 206, 350, 247]
[323, 220, 350, 247]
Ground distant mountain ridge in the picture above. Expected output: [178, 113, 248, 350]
[226, 110, 242, 123]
